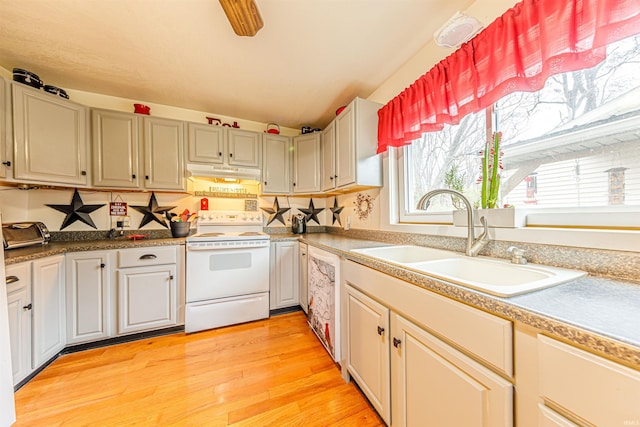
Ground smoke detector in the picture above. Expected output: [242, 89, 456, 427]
[433, 12, 483, 48]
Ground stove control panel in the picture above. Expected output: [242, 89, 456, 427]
[197, 210, 262, 226]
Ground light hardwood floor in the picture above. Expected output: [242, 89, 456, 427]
[13, 311, 384, 426]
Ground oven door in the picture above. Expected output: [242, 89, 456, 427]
[186, 243, 270, 303]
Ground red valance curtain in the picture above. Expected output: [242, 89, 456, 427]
[377, 0, 640, 154]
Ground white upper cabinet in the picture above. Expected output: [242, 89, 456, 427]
[12, 83, 89, 186]
[292, 133, 321, 193]
[142, 116, 186, 191]
[325, 97, 382, 191]
[93, 110, 185, 191]
[321, 121, 336, 191]
[92, 109, 140, 188]
[0, 79, 8, 179]
[227, 128, 261, 168]
[187, 122, 225, 164]
[262, 133, 291, 194]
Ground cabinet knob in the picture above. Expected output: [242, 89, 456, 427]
[81, 170, 87, 176]
[139, 254, 157, 260]
[145, 175, 149, 180]
[329, 176, 333, 180]
[393, 337, 401, 348]
[218, 152, 222, 156]
[264, 181, 267, 186]
[293, 182, 296, 186]
[1, 161, 10, 167]
[100, 263, 106, 269]
[229, 153, 233, 158]
[23, 303, 32, 311]
[132, 174, 136, 179]
[334, 175, 338, 179]
[6, 275, 19, 285]
[377, 326, 385, 335]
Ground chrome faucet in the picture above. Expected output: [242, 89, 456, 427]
[416, 189, 489, 257]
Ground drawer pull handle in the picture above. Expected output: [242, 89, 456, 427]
[139, 254, 157, 260]
[6, 275, 19, 285]
[393, 337, 401, 348]
[377, 326, 385, 336]
[23, 303, 32, 311]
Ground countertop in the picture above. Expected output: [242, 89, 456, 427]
[292, 233, 640, 368]
[4, 232, 639, 368]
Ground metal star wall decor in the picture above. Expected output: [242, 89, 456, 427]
[300, 198, 324, 225]
[260, 197, 290, 226]
[131, 192, 176, 228]
[330, 197, 344, 225]
[46, 189, 106, 230]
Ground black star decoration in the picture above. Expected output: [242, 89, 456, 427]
[260, 197, 290, 226]
[299, 198, 324, 225]
[330, 198, 344, 226]
[46, 189, 105, 230]
[131, 192, 176, 228]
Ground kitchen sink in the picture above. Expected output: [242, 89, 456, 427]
[351, 245, 587, 297]
[350, 245, 458, 264]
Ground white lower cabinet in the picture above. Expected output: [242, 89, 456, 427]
[538, 334, 640, 426]
[345, 285, 390, 424]
[299, 243, 308, 314]
[65, 251, 113, 344]
[5, 262, 32, 385]
[116, 247, 179, 335]
[31, 255, 65, 369]
[269, 241, 299, 310]
[343, 260, 513, 427]
[390, 313, 512, 427]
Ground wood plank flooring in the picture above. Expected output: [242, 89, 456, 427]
[13, 311, 384, 426]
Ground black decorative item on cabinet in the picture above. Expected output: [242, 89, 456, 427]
[46, 189, 105, 230]
[131, 192, 176, 228]
[299, 198, 324, 225]
[260, 197, 290, 226]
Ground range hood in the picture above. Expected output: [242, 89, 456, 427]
[187, 163, 261, 181]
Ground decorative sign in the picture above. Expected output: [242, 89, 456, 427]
[110, 201, 128, 216]
[193, 191, 257, 199]
[209, 186, 248, 194]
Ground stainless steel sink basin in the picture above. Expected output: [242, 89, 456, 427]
[351, 245, 457, 264]
[350, 245, 587, 297]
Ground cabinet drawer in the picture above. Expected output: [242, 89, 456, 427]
[539, 334, 640, 426]
[343, 260, 513, 377]
[117, 246, 177, 268]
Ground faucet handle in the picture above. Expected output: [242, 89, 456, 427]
[507, 246, 527, 264]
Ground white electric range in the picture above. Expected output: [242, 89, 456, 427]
[185, 210, 270, 333]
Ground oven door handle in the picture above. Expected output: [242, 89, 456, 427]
[187, 243, 269, 251]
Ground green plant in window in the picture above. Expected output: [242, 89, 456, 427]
[480, 132, 503, 209]
[444, 164, 466, 210]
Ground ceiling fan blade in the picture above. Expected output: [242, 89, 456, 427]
[219, 0, 264, 37]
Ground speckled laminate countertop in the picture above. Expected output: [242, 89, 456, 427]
[5, 232, 639, 368]
[4, 237, 186, 264]
[291, 233, 640, 368]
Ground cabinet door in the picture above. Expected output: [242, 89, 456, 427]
[299, 243, 308, 313]
[0, 79, 8, 179]
[292, 133, 321, 193]
[142, 117, 185, 191]
[118, 264, 177, 335]
[262, 134, 291, 194]
[335, 102, 356, 188]
[321, 121, 336, 191]
[390, 312, 513, 427]
[12, 84, 89, 186]
[5, 262, 32, 385]
[345, 284, 390, 425]
[187, 122, 225, 164]
[269, 241, 299, 309]
[32, 255, 66, 368]
[65, 251, 112, 344]
[92, 109, 140, 188]
[227, 128, 260, 167]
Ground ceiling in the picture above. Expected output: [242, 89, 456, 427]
[0, 0, 474, 130]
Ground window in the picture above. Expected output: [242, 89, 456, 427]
[398, 35, 640, 227]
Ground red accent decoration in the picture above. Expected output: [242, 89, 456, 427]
[377, 0, 640, 154]
[324, 323, 331, 349]
[200, 198, 209, 211]
[127, 234, 150, 241]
